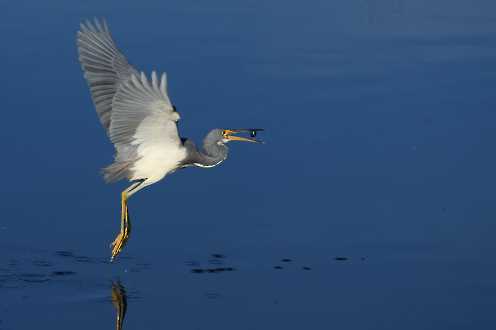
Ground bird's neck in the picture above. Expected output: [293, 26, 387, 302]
[198, 139, 228, 167]
[182, 137, 228, 168]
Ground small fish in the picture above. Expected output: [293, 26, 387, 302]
[249, 128, 264, 137]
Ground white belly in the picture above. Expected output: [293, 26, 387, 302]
[130, 144, 187, 185]
[128, 113, 187, 185]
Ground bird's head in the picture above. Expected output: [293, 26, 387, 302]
[199, 128, 264, 166]
[203, 128, 263, 146]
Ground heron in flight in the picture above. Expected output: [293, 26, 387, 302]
[77, 19, 263, 261]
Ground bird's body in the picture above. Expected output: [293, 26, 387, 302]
[77, 19, 262, 261]
[131, 143, 186, 185]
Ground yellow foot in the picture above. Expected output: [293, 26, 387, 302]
[110, 231, 129, 262]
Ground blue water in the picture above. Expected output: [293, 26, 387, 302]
[2, 1, 496, 329]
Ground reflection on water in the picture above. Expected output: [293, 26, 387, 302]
[111, 282, 127, 330]
[5, 245, 488, 329]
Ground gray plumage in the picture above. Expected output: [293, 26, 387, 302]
[181, 129, 229, 168]
[77, 19, 138, 133]
[77, 18, 261, 188]
[78, 19, 181, 184]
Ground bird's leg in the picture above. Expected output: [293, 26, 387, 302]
[109, 180, 145, 262]
[110, 191, 131, 261]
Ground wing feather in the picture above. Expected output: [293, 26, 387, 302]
[110, 71, 181, 148]
[160, 73, 167, 96]
[77, 18, 138, 132]
[78, 19, 184, 183]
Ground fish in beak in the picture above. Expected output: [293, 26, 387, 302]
[222, 128, 264, 143]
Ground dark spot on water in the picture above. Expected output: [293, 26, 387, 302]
[211, 254, 225, 259]
[302, 266, 312, 270]
[361, 257, 366, 261]
[334, 257, 348, 261]
[208, 268, 225, 273]
[191, 267, 235, 274]
[51, 271, 76, 277]
[55, 251, 74, 258]
[281, 258, 292, 263]
[187, 254, 235, 274]
[274, 266, 283, 270]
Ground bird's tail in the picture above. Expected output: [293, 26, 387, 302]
[102, 161, 132, 183]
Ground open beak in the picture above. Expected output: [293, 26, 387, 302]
[223, 128, 264, 143]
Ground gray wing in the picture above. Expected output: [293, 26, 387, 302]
[102, 71, 182, 183]
[110, 71, 181, 147]
[77, 19, 138, 132]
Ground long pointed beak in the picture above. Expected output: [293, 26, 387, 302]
[223, 128, 264, 143]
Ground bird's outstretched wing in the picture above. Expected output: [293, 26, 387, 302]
[109, 71, 184, 183]
[110, 71, 181, 147]
[77, 18, 138, 132]
[78, 19, 183, 183]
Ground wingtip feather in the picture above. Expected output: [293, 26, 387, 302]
[151, 71, 159, 92]
[160, 73, 167, 95]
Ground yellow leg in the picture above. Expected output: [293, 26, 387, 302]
[110, 191, 131, 261]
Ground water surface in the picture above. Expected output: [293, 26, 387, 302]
[1, 0, 496, 329]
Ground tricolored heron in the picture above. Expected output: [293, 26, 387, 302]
[77, 19, 263, 261]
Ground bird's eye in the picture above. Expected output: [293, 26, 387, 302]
[222, 130, 227, 137]
[172, 105, 177, 112]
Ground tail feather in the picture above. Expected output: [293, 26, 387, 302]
[102, 161, 133, 183]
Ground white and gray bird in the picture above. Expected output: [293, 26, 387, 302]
[77, 19, 263, 261]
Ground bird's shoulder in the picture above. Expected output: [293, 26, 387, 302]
[177, 138, 200, 168]
[181, 138, 198, 153]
